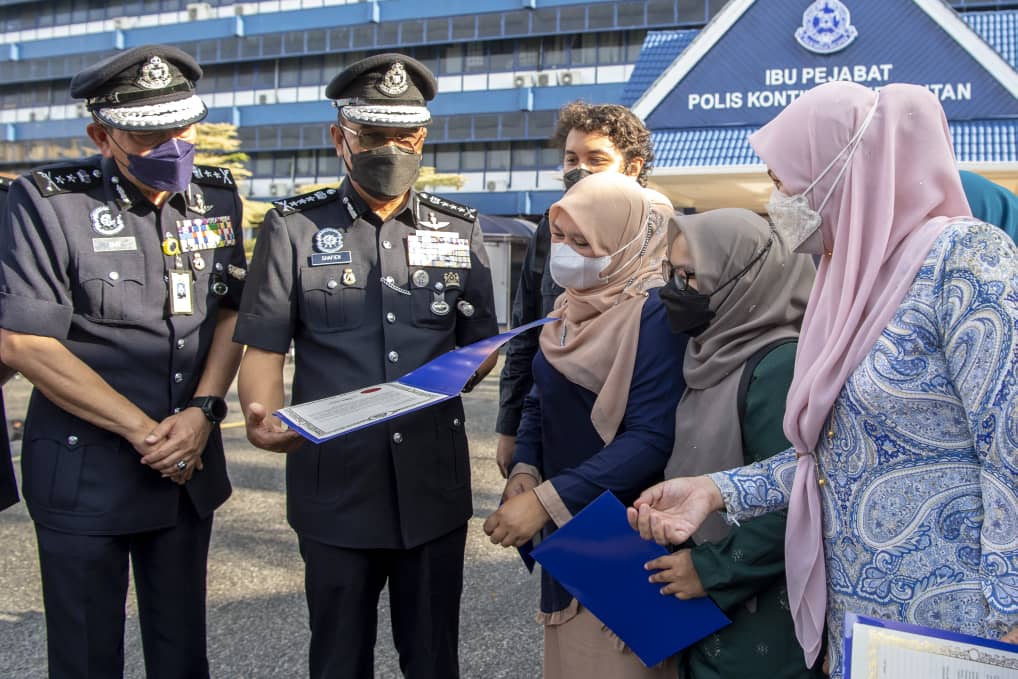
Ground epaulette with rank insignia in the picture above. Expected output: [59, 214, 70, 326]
[190, 164, 237, 190]
[272, 187, 340, 216]
[30, 163, 104, 197]
[417, 192, 478, 222]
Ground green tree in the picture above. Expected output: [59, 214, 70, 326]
[194, 122, 272, 230]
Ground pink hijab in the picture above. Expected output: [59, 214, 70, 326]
[749, 82, 972, 667]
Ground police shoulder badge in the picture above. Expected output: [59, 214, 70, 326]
[377, 62, 410, 97]
[273, 187, 339, 216]
[417, 192, 478, 223]
[137, 56, 173, 90]
[30, 163, 103, 197]
[795, 0, 858, 55]
[90, 205, 125, 236]
[190, 165, 237, 190]
[314, 227, 344, 254]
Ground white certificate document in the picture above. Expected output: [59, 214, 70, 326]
[845, 615, 1018, 679]
[277, 383, 449, 442]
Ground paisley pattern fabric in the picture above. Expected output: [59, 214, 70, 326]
[710, 221, 1018, 678]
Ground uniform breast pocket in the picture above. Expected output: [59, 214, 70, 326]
[298, 265, 366, 332]
[75, 253, 146, 323]
[410, 268, 463, 330]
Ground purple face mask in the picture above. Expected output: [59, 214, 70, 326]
[124, 137, 196, 194]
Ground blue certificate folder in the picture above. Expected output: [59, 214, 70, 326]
[276, 317, 553, 443]
[531, 492, 730, 668]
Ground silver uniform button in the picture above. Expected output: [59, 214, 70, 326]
[453, 418, 462, 427]
[215, 262, 224, 271]
[392, 432, 403, 444]
[176, 339, 185, 350]
[173, 407, 181, 414]
[385, 275, 395, 285]
[327, 279, 338, 289]
[382, 240, 393, 249]
[387, 351, 399, 363]
[108, 271, 120, 281]
[386, 312, 396, 323]
[66, 435, 79, 446]
[173, 372, 184, 383]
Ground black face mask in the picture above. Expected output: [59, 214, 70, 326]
[345, 144, 422, 200]
[562, 167, 593, 192]
[659, 236, 775, 337]
[659, 281, 714, 337]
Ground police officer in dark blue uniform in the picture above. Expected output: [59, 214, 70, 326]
[0, 45, 246, 678]
[235, 54, 498, 679]
[0, 176, 18, 513]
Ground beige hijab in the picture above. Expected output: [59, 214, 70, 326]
[539, 172, 673, 444]
[664, 209, 815, 543]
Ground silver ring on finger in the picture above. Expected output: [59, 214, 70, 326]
[176, 459, 188, 471]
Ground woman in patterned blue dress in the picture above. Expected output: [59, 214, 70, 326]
[628, 82, 1018, 679]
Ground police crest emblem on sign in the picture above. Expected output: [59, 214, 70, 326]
[795, 0, 858, 55]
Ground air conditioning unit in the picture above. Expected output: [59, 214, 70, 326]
[269, 184, 279, 196]
[112, 16, 136, 29]
[485, 180, 506, 191]
[558, 71, 579, 86]
[28, 112, 36, 121]
[234, 3, 250, 15]
[535, 73, 550, 87]
[186, 2, 212, 21]
[258, 93, 269, 104]
[513, 74, 527, 88]
[486, 181, 497, 191]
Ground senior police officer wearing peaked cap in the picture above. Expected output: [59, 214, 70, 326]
[0, 45, 246, 678]
[235, 53, 498, 679]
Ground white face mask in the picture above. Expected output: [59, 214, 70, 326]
[549, 242, 610, 290]
[766, 91, 881, 255]
[548, 222, 651, 291]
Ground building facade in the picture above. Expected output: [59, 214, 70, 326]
[0, 0, 1014, 219]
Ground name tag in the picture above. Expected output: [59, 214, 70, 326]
[176, 216, 236, 252]
[309, 252, 352, 267]
[92, 236, 137, 252]
[407, 231, 471, 269]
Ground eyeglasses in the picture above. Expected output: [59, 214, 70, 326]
[662, 261, 696, 291]
[339, 123, 422, 151]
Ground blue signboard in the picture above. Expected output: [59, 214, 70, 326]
[641, 0, 1018, 129]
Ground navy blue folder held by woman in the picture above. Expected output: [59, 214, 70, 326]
[531, 491, 730, 668]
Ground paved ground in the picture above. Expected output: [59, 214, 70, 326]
[0, 358, 543, 678]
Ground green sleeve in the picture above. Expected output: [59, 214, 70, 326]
[690, 342, 797, 613]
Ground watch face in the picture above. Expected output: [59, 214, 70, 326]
[208, 397, 228, 421]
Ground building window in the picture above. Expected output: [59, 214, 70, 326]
[462, 145, 486, 171]
[487, 146, 510, 171]
[400, 20, 424, 44]
[588, 4, 616, 30]
[328, 27, 350, 51]
[511, 147, 537, 168]
[647, 0, 677, 25]
[452, 15, 476, 40]
[436, 149, 459, 172]
[617, 1, 645, 28]
[559, 5, 586, 31]
[503, 11, 530, 35]
[427, 18, 450, 42]
[571, 33, 598, 66]
[598, 32, 624, 64]
[442, 44, 464, 76]
[477, 13, 502, 38]
[464, 43, 487, 74]
[378, 22, 400, 46]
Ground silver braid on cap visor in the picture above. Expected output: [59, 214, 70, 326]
[96, 95, 206, 128]
[335, 103, 431, 126]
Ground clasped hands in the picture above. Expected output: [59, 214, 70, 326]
[483, 473, 551, 547]
[131, 407, 214, 485]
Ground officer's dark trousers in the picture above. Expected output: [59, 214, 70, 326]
[299, 524, 468, 679]
[34, 496, 213, 679]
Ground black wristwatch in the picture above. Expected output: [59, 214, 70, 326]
[188, 396, 228, 425]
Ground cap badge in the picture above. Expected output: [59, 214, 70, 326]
[377, 62, 410, 97]
[137, 56, 173, 90]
